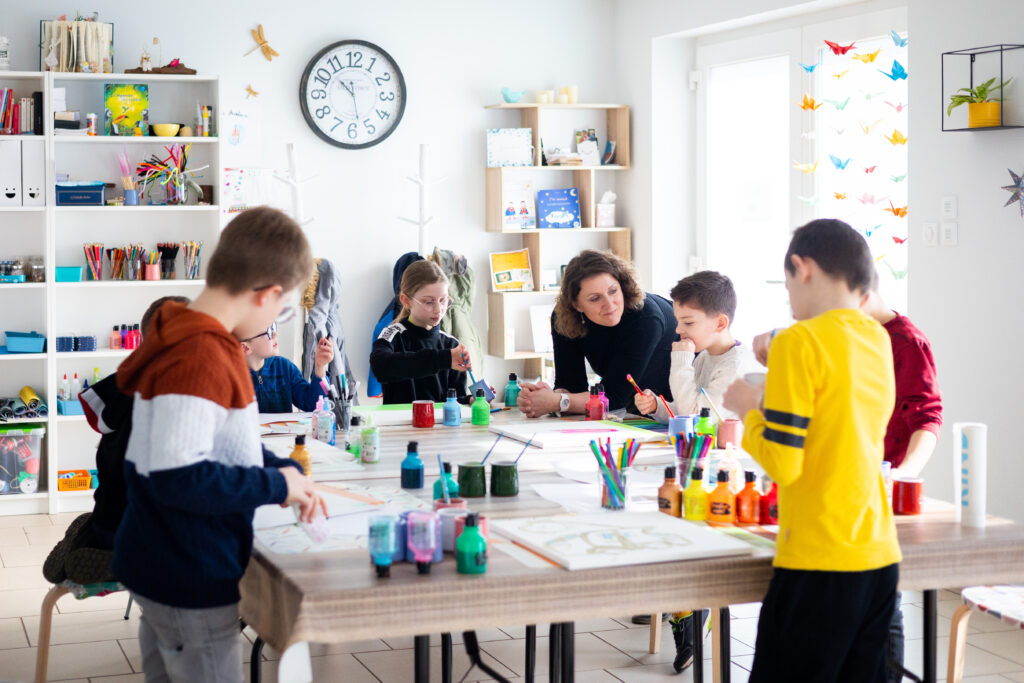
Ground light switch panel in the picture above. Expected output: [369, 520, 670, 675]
[922, 222, 938, 246]
[940, 222, 958, 246]
[941, 196, 958, 220]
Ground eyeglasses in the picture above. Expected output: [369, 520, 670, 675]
[411, 296, 452, 309]
[241, 322, 277, 343]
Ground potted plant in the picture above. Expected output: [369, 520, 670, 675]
[947, 77, 1012, 128]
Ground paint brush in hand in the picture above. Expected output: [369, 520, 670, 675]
[625, 373, 643, 395]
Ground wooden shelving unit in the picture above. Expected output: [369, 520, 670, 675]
[0, 70, 221, 516]
[483, 103, 632, 378]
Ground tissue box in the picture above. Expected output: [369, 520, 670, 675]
[596, 203, 616, 227]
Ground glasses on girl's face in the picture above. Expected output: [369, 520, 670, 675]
[241, 322, 277, 343]
[411, 296, 452, 309]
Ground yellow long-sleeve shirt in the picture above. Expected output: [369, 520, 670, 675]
[742, 308, 902, 571]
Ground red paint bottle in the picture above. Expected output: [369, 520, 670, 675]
[585, 385, 605, 421]
[759, 476, 779, 525]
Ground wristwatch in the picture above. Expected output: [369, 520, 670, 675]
[558, 392, 571, 413]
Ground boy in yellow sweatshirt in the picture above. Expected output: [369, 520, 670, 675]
[723, 218, 901, 682]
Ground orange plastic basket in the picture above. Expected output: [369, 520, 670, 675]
[57, 469, 91, 492]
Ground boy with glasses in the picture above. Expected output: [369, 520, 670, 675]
[241, 311, 335, 413]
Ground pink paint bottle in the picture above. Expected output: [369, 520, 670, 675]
[406, 511, 438, 574]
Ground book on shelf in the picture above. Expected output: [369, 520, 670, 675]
[602, 140, 617, 165]
[536, 188, 581, 229]
[486, 128, 533, 167]
[502, 179, 536, 230]
[575, 128, 601, 166]
[489, 248, 534, 292]
[103, 83, 149, 136]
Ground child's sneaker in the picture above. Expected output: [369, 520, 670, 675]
[670, 610, 709, 673]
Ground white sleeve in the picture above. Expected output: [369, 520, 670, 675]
[697, 347, 749, 419]
[668, 350, 702, 416]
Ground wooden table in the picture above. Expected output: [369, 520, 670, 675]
[244, 415, 1024, 683]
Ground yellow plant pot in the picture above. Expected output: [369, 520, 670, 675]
[968, 101, 1001, 128]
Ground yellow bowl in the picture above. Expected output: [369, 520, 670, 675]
[152, 123, 181, 138]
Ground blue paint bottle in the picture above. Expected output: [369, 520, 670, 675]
[401, 441, 425, 489]
[443, 388, 461, 426]
[368, 515, 397, 577]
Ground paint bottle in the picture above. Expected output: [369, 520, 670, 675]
[317, 399, 336, 446]
[683, 466, 708, 521]
[401, 441, 425, 489]
[346, 416, 363, 456]
[361, 417, 380, 463]
[695, 407, 716, 447]
[312, 396, 322, 437]
[132, 324, 142, 348]
[443, 388, 461, 426]
[736, 470, 761, 525]
[92, 367, 100, 385]
[433, 461, 460, 500]
[597, 383, 610, 415]
[407, 511, 438, 574]
[456, 512, 488, 574]
[60, 373, 69, 401]
[471, 389, 490, 426]
[585, 385, 604, 421]
[109, 325, 122, 350]
[71, 373, 81, 398]
[760, 476, 779, 525]
[707, 470, 736, 526]
[719, 444, 744, 494]
[368, 515, 397, 577]
[657, 465, 683, 517]
[290, 434, 312, 477]
[120, 324, 128, 349]
[504, 373, 520, 408]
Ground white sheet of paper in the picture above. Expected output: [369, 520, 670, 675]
[488, 420, 664, 448]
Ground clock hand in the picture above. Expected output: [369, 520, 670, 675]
[349, 81, 359, 118]
[338, 80, 353, 96]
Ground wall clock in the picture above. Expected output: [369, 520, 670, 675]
[299, 40, 406, 149]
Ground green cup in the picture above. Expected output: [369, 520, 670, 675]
[457, 461, 486, 498]
[490, 461, 519, 497]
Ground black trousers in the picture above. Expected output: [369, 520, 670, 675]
[749, 563, 899, 683]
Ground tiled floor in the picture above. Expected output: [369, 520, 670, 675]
[2, 512, 1023, 681]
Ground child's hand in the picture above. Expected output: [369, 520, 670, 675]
[723, 378, 762, 418]
[752, 329, 778, 367]
[634, 389, 657, 415]
[280, 466, 316, 513]
[450, 344, 471, 371]
[300, 491, 329, 524]
[314, 336, 334, 377]
[672, 338, 696, 353]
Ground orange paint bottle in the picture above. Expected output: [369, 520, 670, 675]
[736, 470, 762, 525]
[657, 466, 683, 517]
[707, 469, 736, 526]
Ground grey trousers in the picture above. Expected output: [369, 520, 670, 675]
[133, 593, 244, 683]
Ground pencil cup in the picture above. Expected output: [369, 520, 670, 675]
[668, 416, 694, 440]
[144, 264, 159, 281]
[412, 400, 434, 428]
[455, 513, 489, 543]
[433, 497, 467, 512]
[718, 419, 743, 448]
[600, 469, 630, 510]
[458, 462, 486, 498]
[123, 189, 138, 206]
[438, 508, 465, 552]
[490, 461, 519, 497]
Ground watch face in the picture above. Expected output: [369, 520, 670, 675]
[299, 40, 406, 149]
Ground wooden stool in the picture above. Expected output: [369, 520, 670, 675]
[35, 581, 126, 683]
[947, 585, 1024, 682]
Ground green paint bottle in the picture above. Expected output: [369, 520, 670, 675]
[456, 512, 487, 574]
[432, 462, 460, 500]
[471, 389, 490, 426]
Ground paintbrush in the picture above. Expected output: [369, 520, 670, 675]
[625, 373, 643, 395]
[480, 432, 502, 466]
[700, 387, 725, 422]
[514, 433, 536, 464]
[436, 453, 450, 504]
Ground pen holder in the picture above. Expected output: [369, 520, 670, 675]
[600, 469, 630, 510]
[123, 189, 139, 206]
[457, 462, 486, 498]
[144, 264, 160, 281]
[160, 258, 176, 280]
[490, 461, 519, 497]
[412, 400, 435, 428]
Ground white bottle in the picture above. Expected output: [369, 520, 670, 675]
[60, 373, 69, 401]
[316, 399, 336, 446]
[71, 373, 81, 398]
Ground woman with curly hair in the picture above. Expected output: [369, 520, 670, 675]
[518, 249, 676, 417]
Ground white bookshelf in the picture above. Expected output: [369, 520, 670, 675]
[0, 70, 222, 515]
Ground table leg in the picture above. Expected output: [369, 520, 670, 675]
[924, 590, 937, 683]
[525, 625, 537, 683]
[549, 623, 561, 683]
[559, 622, 575, 683]
[277, 641, 312, 683]
[250, 637, 265, 683]
[718, 608, 731, 683]
[414, 635, 430, 683]
[441, 633, 453, 683]
[693, 610, 704, 683]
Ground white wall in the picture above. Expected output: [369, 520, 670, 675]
[2, 0, 615, 399]
[906, 0, 1024, 521]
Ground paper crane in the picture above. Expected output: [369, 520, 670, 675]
[245, 84, 260, 98]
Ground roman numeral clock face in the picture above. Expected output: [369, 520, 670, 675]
[299, 40, 406, 149]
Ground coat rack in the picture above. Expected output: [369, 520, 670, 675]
[273, 142, 316, 226]
[398, 143, 446, 255]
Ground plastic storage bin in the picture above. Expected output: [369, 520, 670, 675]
[57, 469, 92, 491]
[55, 266, 83, 282]
[0, 424, 44, 494]
[55, 182, 105, 206]
[57, 398, 84, 415]
[3, 331, 46, 353]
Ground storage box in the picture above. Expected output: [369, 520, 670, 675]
[57, 469, 91, 491]
[55, 181, 105, 206]
[0, 425, 44, 495]
[3, 331, 46, 353]
[57, 398, 84, 415]
[55, 266, 82, 282]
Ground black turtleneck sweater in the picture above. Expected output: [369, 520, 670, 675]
[551, 293, 676, 411]
[369, 319, 470, 404]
